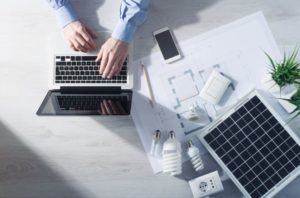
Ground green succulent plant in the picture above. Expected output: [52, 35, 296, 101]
[265, 47, 300, 89]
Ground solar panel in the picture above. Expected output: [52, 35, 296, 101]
[199, 91, 300, 198]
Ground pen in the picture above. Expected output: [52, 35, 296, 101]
[141, 63, 155, 107]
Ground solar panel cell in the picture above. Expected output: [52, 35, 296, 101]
[245, 101, 254, 110]
[257, 185, 268, 196]
[204, 133, 214, 143]
[249, 120, 259, 130]
[223, 129, 232, 139]
[266, 153, 276, 163]
[216, 147, 226, 157]
[271, 174, 281, 185]
[237, 118, 247, 128]
[224, 117, 234, 127]
[250, 108, 260, 117]
[237, 106, 247, 116]
[229, 136, 239, 146]
[211, 128, 221, 138]
[262, 110, 272, 119]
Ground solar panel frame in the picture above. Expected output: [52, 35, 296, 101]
[198, 90, 300, 198]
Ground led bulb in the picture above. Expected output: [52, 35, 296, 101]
[150, 130, 162, 157]
[162, 131, 182, 176]
[187, 140, 204, 171]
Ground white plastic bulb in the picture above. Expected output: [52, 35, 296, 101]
[187, 140, 204, 171]
[162, 131, 182, 176]
[150, 130, 162, 157]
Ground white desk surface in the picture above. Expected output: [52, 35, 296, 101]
[0, 0, 299, 197]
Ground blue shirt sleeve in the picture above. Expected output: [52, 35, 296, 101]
[46, 0, 78, 28]
[112, 0, 150, 43]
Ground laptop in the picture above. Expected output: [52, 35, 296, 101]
[198, 90, 300, 198]
[37, 32, 133, 116]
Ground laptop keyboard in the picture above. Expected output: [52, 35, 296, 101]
[56, 95, 127, 111]
[55, 56, 128, 84]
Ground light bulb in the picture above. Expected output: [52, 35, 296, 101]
[162, 131, 182, 176]
[150, 130, 162, 157]
[187, 140, 204, 171]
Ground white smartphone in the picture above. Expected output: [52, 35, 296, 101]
[153, 27, 182, 63]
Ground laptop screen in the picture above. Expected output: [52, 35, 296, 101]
[37, 90, 132, 116]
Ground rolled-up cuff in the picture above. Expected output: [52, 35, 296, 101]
[55, 2, 78, 28]
[111, 20, 137, 43]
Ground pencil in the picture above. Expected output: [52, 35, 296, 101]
[141, 63, 155, 107]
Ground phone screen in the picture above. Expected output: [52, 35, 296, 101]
[155, 30, 179, 60]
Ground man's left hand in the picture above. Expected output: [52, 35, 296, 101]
[96, 38, 129, 79]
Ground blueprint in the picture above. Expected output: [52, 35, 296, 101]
[131, 12, 282, 174]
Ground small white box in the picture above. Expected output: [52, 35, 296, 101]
[199, 70, 231, 104]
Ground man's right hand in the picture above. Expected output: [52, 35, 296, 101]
[63, 21, 97, 52]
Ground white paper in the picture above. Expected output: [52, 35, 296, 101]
[131, 11, 281, 174]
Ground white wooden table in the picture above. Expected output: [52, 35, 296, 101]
[0, 0, 299, 197]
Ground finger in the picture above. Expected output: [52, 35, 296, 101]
[108, 60, 120, 78]
[75, 42, 87, 53]
[69, 42, 77, 51]
[99, 51, 108, 75]
[116, 58, 125, 75]
[82, 28, 96, 49]
[75, 35, 90, 52]
[71, 39, 82, 52]
[86, 27, 98, 39]
[103, 55, 115, 78]
[103, 100, 113, 115]
[96, 47, 103, 63]
[108, 100, 119, 114]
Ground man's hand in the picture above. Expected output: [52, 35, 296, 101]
[63, 21, 97, 52]
[96, 38, 129, 79]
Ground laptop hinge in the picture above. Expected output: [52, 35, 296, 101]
[60, 86, 122, 94]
